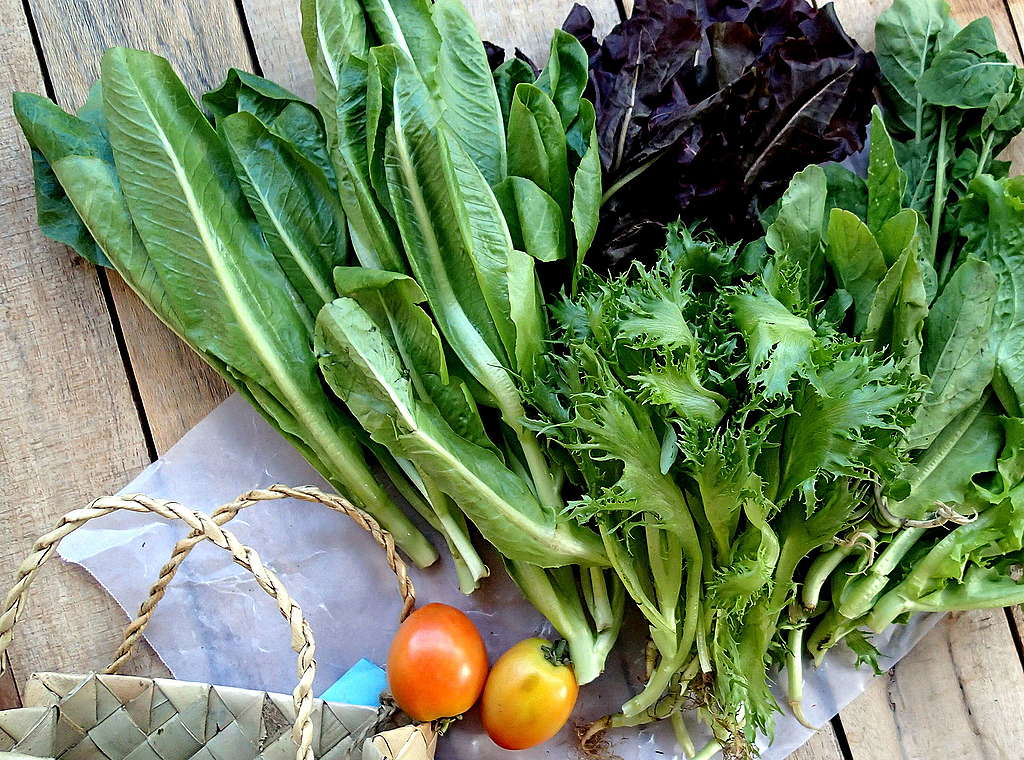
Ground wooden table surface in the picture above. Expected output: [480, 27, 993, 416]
[2, 0, 1024, 757]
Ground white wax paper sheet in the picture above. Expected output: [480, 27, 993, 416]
[58, 394, 939, 759]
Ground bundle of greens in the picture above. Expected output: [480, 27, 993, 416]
[797, 0, 1024, 661]
[528, 0, 1024, 753]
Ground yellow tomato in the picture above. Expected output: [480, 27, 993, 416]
[481, 638, 579, 750]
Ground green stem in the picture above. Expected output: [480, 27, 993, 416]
[786, 626, 814, 729]
[691, 739, 724, 760]
[600, 154, 662, 207]
[837, 527, 924, 619]
[671, 711, 696, 758]
[929, 109, 949, 267]
[423, 476, 489, 593]
[586, 567, 615, 632]
[801, 544, 855, 612]
[974, 131, 996, 180]
[807, 607, 866, 663]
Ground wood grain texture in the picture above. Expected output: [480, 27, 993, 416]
[25, 0, 239, 454]
[788, 724, 845, 760]
[841, 611, 1024, 760]
[240, 0, 316, 102]
[241, 0, 624, 109]
[0, 0, 164, 683]
[460, 0, 622, 65]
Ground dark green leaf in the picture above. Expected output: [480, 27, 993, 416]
[866, 108, 907, 233]
[825, 208, 888, 335]
[906, 257, 996, 449]
[917, 17, 1016, 109]
[220, 112, 346, 312]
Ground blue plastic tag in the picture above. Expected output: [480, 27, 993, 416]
[319, 658, 388, 707]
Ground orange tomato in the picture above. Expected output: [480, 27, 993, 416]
[481, 638, 579, 750]
[386, 603, 488, 721]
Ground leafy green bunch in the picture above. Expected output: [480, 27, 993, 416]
[798, 0, 1024, 671]
[531, 222, 917, 752]
[12, 0, 613, 605]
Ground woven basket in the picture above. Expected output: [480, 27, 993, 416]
[0, 485, 435, 760]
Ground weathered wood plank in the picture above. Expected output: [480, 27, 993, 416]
[462, 0, 621, 64]
[789, 724, 846, 760]
[841, 611, 1024, 760]
[239, 0, 315, 101]
[25, 0, 240, 454]
[0, 0, 163, 682]
[240, 0, 623, 110]
[839, 678, 902, 760]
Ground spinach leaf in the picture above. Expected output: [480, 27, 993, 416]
[764, 165, 827, 305]
[825, 209, 888, 335]
[917, 18, 1017, 110]
[906, 256, 997, 449]
[874, 0, 956, 140]
[864, 244, 929, 374]
[867, 109, 908, 233]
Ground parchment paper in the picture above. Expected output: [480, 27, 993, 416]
[59, 394, 938, 759]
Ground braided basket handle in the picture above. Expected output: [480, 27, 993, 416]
[109, 484, 415, 672]
[0, 485, 418, 760]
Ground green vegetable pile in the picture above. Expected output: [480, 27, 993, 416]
[12, 0, 1024, 757]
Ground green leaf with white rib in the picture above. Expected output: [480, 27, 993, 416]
[316, 297, 608, 567]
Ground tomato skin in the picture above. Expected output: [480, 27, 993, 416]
[481, 638, 579, 750]
[387, 603, 488, 721]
